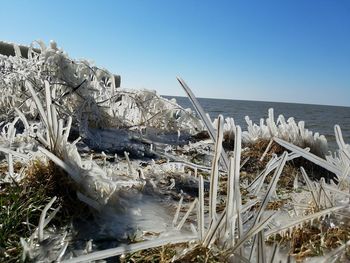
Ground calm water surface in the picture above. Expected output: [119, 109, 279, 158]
[167, 96, 350, 151]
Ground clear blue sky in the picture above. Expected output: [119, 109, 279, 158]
[1, 0, 349, 106]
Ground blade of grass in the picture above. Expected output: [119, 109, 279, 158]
[0, 147, 29, 159]
[172, 195, 184, 227]
[62, 235, 198, 263]
[209, 115, 224, 221]
[225, 157, 235, 244]
[38, 196, 57, 242]
[260, 138, 274, 162]
[274, 137, 341, 176]
[251, 152, 288, 227]
[335, 125, 350, 162]
[300, 167, 320, 209]
[14, 107, 30, 131]
[232, 212, 278, 253]
[269, 243, 278, 263]
[257, 231, 266, 263]
[203, 209, 227, 247]
[234, 127, 243, 244]
[45, 80, 54, 146]
[198, 175, 205, 240]
[176, 198, 198, 231]
[26, 81, 48, 128]
[177, 77, 229, 170]
[265, 206, 345, 237]
[38, 146, 81, 184]
[248, 152, 288, 261]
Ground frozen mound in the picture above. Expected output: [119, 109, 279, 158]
[212, 108, 329, 157]
[0, 40, 118, 126]
[0, 40, 203, 135]
[243, 108, 328, 156]
[105, 88, 203, 133]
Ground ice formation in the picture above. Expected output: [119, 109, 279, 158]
[0, 40, 349, 262]
[212, 107, 329, 157]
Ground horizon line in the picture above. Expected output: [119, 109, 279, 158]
[162, 94, 350, 109]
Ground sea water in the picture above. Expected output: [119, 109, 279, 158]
[168, 96, 350, 151]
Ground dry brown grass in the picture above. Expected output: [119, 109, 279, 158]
[22, 159, 90, 218]
[0, 158, 91, 262]
[0, 161, 22, 174]
[268, 221, 350, 262]
[124, 243, 225, 263]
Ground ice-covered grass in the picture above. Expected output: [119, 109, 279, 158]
[0, 41, 349, 262]
[213, 108, 329, 158]
[0, 42, 202, 136]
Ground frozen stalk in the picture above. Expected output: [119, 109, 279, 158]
[176, 198, 198, 231]
[198, 175, 205, 241]
[2, 43, 349, 263]
[260, 138, 274, 162]
[225, 156, 236, 244]
[177, 77, 229, 169]
[172, 195, 184, 227]
[225, 125, 242, 249]
[124, 151, 136, 179]
[209, 115, 224, 221]
[62, 235, 198, 263]
[38, 196, 57, 242]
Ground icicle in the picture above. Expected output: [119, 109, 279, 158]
[101, 151, 107, 170]
[124, 151, 136, 179]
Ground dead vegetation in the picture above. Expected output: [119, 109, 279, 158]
[123, 243, 224, 263]
[23, 159, 90, 219]
[267, 220, 350, 262]
[0, 158, 90, 262]
[0, 42, 349, 263]
[0, 161, 62, 262]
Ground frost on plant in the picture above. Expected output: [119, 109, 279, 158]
[0, 40, 202, 134]
[0, 40, 349, 263]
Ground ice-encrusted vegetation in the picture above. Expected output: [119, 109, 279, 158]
[0, 40, 202, 135]
[213, 107, 329, 157]
[0, 40, 349, 263]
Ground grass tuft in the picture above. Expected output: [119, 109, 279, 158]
[0, 159, 90, 262]
[0, 180, 50, 262]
